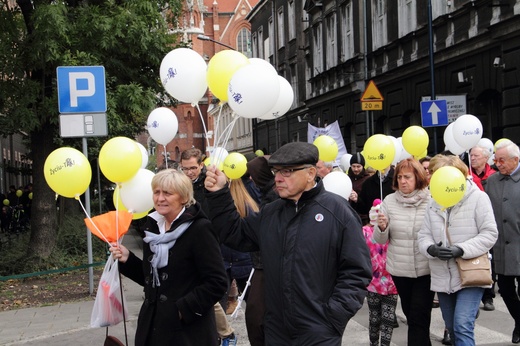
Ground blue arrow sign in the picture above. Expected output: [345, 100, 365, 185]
[421, 100, 448, 127]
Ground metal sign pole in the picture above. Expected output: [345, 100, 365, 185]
[83, 137, 94, 294]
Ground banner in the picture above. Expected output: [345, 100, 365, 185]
[308, 121, 348, 165]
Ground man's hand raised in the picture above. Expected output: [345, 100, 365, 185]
[204, 164, 228, 192]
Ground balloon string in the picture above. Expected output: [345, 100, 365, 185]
[467, 150, 472, 176]
[379, 170, 383, 202]
[163, 145, 168, 169]
[212, 103, 224, 158]
[77, 197, 111, 244]
[212, 115, 239, 165]
[194, 103, 211, 150]
[115, 185, 120, 244]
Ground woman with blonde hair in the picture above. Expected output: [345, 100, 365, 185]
[221, 178, 259, 314]
[418, 154, 497, 346]
[109, 169, 227, 346]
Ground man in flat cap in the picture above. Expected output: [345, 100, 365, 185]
[205, 142, 372, 346]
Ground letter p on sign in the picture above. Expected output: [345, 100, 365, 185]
[57, 66, 107, 114]
[69, 72, 95, 107]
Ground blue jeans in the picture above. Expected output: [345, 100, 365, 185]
[438, 287, 484, 346]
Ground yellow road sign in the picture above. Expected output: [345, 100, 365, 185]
[361, 80, 384, 101]
[362, 101, 383, 111]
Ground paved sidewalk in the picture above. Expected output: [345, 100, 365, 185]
[0, 228, 513, 345]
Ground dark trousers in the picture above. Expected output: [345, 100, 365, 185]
[245, 269, 266, 346]
[392, 274, 434, 346]
[482, 249, 496, 302]
[497, 274, 520, 327]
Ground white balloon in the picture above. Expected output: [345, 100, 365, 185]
[388, 136, 403, 165]
[339, 153, 352, 172]
[259, 76, 294, 120]
[211, 147, 229, 165]
[227, 64, 280, 119]
[443, 122, 466, 155]
[119, 169, 155, 213]
[322, 172, 353, 201]
[160, 48, 208, 104]
[248, 58, 278, 76]
[397, 137, 412, 161]
[136, 142, 149, 169]
[453, 114, 483, 150]
[147, 107, 179, 145]
[477, 138, 494, 156]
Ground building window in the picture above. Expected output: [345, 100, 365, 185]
[258, 28, 264, 59]
[312, 23, 323, 76]
[277, 7, 285, 48]
[288, 0, 296, 40]
[340, 2, 354, 62]
[325, 13, 337, 69]
[252, 32, 258, 57]
[237, 28, 251, 57]
[372, 0, 387, 49]
[398, 0, 416, 37]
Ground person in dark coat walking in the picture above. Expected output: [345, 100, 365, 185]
[109, 169, 227, 346]
[204, 142, 372, 346]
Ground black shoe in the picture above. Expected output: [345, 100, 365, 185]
[433, 299, 440, 308]
[483, 300, 495, 311]
[442, 328, 452, 345]
[513, 327, 520, 344]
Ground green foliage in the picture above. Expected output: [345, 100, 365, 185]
[0, 215, 107, 276]
[0, 0, 180, 137]
[0, 0, 183, 261]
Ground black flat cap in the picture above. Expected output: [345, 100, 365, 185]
[268, 142, 319, 167]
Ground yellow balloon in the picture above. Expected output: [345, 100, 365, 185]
[3, 199, 9, 206]
[204, 156, 224, 171]
[430, 166, 466, 208]
[44, 147, 92, 198]
[313, 135, 339, 162]
[16, 190, 22, 197]
[207, 50, 249, 101]
[255, 149, 264, 157]
[416, 149, 428, 160]
[28, 192, 33, 200]
[494, 138, 509, 152]
[223, 152, 248, 180]
[402, 126, 429, 156]
[99, 137, 141, 183]
[363, 135, 395, 171]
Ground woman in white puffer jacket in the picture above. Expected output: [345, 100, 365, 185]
[418, 154, 498, 346]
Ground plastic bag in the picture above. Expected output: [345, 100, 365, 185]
[91, 257, 128, 328]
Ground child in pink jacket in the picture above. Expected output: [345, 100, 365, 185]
[363, 199, 399, 346]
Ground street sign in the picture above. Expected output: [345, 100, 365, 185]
[422, 95, 466, 123]
[59, 113, 108, 137]
[361, 80, 384, 111]
[57, 66, 107, 114]
[421, 100, 448, 127]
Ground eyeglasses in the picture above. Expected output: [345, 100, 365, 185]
[493, 157, 510, 165]
[181, 166, 200, 172]
[271, 166, 310, 177]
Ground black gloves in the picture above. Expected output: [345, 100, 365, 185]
[427, 242, 464, 261]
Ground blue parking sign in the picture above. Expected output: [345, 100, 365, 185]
[421, 100, 448, 127]
[57, 66, 107, 113]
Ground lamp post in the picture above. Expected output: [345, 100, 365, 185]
[197, 34, 235, 50]
[428, 0, 438, 153]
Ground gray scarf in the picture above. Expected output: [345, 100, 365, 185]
[143, 221, 192, 287]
